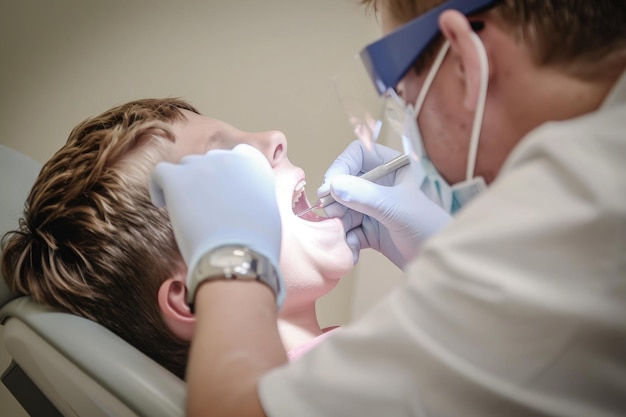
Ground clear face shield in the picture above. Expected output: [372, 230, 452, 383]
[333, 0, 499, 213]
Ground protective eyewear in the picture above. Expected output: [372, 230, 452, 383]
[361, 0, 500, 95]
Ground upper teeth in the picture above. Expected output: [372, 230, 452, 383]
[292, 180, 306, 208]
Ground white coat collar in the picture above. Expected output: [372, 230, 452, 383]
[601, 70, 626, 110]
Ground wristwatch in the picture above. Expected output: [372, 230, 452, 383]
[187, 245, 281, 310]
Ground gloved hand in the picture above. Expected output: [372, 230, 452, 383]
[318, 140, 452, 269]
[150, 144, 284, 307]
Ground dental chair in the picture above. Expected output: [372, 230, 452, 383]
[0, 144, 186, 417]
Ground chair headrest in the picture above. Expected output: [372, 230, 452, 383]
[0, 145, 41, 308]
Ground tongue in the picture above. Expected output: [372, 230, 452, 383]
[293, 193, 325, 222]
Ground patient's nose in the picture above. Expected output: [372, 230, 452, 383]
[243, 130, 287, 168]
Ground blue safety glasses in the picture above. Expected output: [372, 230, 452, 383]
[361, 0, 500, 95]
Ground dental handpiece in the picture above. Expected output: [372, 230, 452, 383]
[296, 154, 410, 217]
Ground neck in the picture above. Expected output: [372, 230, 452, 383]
[483, 62, 620, 183]
[533, 68, 618, 119]
[277, 302, 323, 352]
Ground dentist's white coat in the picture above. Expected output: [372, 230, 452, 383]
[259, 71, 626, 417]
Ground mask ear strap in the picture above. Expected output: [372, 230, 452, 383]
[465, 32, 489, 181]
[411, 41, 451, 117]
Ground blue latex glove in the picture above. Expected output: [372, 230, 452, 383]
[319, 140, 452, 269]
[150, 144, 284, 308]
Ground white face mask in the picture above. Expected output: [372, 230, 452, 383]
[384, 33, 489, 214]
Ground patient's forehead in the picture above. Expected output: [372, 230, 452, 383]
[168, 110, 241, 161]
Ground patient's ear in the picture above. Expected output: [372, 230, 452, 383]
[158, 276, 195, 341]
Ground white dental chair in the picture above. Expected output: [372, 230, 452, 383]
[0, 144, 186, 417]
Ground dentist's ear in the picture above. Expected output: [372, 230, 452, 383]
[439, 10, 491, 110]
[158, 274, 195, 341]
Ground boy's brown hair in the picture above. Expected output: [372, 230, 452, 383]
[1, 98, 200, 379]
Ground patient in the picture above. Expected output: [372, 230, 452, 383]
[0, 98, 354, 379]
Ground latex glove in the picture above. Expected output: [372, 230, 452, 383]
[318, 140, 452, 269]
[150, 144, 284, 308]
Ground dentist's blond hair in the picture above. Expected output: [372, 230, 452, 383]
[362, 0, 626, 79]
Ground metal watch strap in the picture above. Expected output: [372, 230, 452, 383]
[187, 245, 280, 310]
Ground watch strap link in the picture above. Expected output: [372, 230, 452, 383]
[187, 245, 282, 311]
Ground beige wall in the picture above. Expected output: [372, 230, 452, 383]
[0, 1, 406, 414]
[0, 0, 387, 316]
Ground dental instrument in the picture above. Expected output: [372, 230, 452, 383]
[296, 154, 410, 217]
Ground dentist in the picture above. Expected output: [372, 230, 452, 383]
[151, 0, 626, 416]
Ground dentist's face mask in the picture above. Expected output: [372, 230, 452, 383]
[382, 33, 488, 214]
[335, 0, 499, 214]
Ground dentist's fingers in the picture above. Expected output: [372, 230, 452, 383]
[318, 141, 369, 196]
[345, 230, 364, 265]
[329, 174, 389, 220]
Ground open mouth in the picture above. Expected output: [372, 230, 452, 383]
[292, 180, 324, 222]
